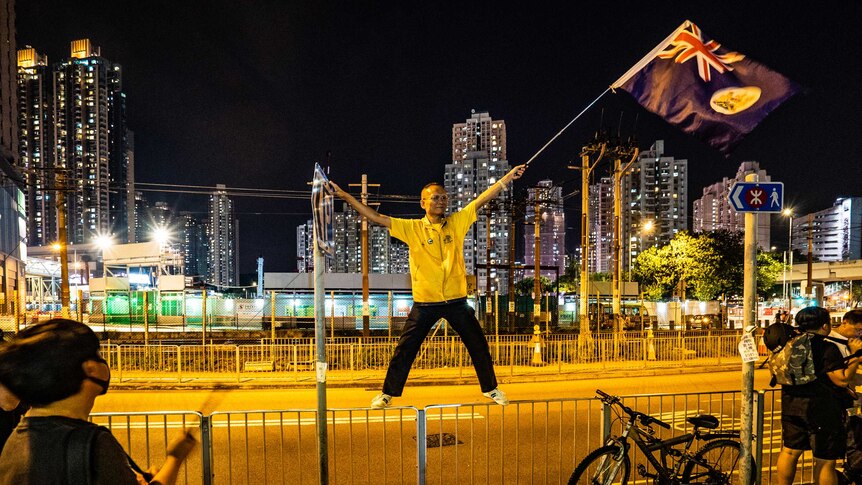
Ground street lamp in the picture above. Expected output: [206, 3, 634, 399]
[783, 209, 793, 310]
[93, 234, 114, 279]
[153, 226, 170, 247]
[629, 219, 655, 275]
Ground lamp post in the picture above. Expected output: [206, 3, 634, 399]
[94, 235, 113, 277]
[783, 209, 793, 310]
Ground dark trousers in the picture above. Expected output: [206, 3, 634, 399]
[382, 300, 498, 397]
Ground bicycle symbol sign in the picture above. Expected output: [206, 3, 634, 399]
[729, 182, 783, 213]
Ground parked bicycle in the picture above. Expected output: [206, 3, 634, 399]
[568, 389, 753, 484]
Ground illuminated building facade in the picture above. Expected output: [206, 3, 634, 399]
[208, 184, 238, 287]
[446, 110, 511, 293]
[52, 39, 132, 244]
[692, 161, 771, 248]
[524, 180, 566, 279]
[16, 47, 55, 246]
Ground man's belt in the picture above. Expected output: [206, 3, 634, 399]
[412, 297, 468, 307]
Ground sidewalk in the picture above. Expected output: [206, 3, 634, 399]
[111, 358, 750, 390]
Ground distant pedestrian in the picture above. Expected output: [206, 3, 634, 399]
[330, 164, 526, 408]
[0, 319, 197, 484]
[776, 307, 862, 485]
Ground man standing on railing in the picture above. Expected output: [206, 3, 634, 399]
[329, 163, 526, 408]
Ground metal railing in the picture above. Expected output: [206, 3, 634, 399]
[100, 334, 751, 383]
[89, 388, 809, 484]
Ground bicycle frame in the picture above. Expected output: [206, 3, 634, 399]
[604, 405, 740, 482]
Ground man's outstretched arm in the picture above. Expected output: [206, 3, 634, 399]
[473, 164, 527, 210]
[329, 181, 391, 228]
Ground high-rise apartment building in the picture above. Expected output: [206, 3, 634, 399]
[17, 47, 55, 246]
[446, 110, 511, 293]
[622, 140, 688, 271]
[588, 176, 614, 273]
[692, 161, 771, 248]
[208, 184, 238, 287]
[296, 202, 409, 274]
[792, 198, 862, 262]
[52, 39, 131, 244]
[296, 221, 312, 273]
[178, 211, 208, 277]
[523, 180, 566, 280]
[0, 0, 27, 315]
[333, 204, 397, 274]
[146, 201, 174, 233]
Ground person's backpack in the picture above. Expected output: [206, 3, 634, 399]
[761, 321, 855, 387]
[65, 424, 153, 484]
[766, 331, 818, 386]
[762, 321, 799, 353]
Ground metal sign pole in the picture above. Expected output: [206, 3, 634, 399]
[311, 163, 334, 484]
[313, 238, 329, 484]
[740, 173, 758, 484]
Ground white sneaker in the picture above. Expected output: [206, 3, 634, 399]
[370, 393, 393, 409]
[483, 388, 509, 405]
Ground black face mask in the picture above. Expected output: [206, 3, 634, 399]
[85, 356, 111, 395]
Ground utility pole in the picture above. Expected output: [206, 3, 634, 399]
[484, 201, 498, 329]
[610, 144, 639, 336]
[507, 199, 517, 332]
[56, 172, 71, 318]
[527, 184, 559, 332]
[807, 213, 815, 303]
[533, 195, 543, 328]
[350, 175, 379, 336]
[568, 141, 605, 338]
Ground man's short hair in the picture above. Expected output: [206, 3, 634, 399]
[421, 182, 445, 192]
[844, 309, 862, 326]
[0, 319, 101, 406]
[795, 306, 830, 331]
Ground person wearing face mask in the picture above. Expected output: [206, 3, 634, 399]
[0, 319, 196, 484]
[330, 164, 527, 409]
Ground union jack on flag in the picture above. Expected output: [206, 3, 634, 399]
[611, 20, 801, 155]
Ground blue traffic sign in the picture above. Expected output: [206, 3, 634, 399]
[729, 182, 784, 213]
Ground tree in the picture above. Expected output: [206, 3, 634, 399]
[631, 229, 783, 301]
[756, 251, 784, 297]
[557, 256, 579, 293]
[853, 282, 862, 308]
[515, 276, 554, 296]
[632, 231, 716, 300]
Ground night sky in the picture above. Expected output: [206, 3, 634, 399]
[16, 1, 862, 278]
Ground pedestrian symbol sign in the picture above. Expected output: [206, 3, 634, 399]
[729, 182, 783, 213]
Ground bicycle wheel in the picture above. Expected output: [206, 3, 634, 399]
[681, 439, 754, 484]
[568, 444, 631, 485]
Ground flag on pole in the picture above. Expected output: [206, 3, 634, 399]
[611, 20, 801, 154]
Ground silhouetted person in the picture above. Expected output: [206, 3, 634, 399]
[0, 319, 197, 484]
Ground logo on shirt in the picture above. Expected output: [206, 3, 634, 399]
[443, 235, 453, 244]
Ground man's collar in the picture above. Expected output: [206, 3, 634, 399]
[422, 216, 447, 227]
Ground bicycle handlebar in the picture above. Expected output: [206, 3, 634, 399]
[595, 389, 671, 430]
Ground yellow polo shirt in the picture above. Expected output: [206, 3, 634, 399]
[389, 201, 478, 303]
